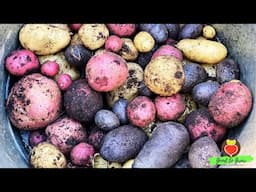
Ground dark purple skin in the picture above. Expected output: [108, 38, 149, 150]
[112, 98, 129, 124]
[140, 24, 168, 43]
[179, 24, 203, 39]
[138, 81, 155, 98]
[165, 24, 180, 40]
[192, 81, 220, 106]
[29, 130, 47, 147]
[137, 44, 159, 69]
[87, 125, 105, 151]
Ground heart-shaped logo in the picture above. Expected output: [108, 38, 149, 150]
[222, 139, 240, 157]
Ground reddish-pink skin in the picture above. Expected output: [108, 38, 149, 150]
[185, 109, 226, 142]
[6, 73, 61, 130]
[70, 142, 95, 166]
[107, 24, 136, 37]
[86, 51, 128, 92]
[57, 73, 72, 91]
[29, 130, 46, 147]
[155, 94, 186, 121]
[209, 81, 253, 128]
[41, 61, 59, 77]
[69, 24, 82, 32]
[127, 96, 156, 128]
[152, 45, 183, 61]
[45, 117, 87, 154]
[5, 49, 39, 76]
[105, 35, 123, 52]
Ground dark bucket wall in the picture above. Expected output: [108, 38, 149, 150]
[0, 24, 255, 168]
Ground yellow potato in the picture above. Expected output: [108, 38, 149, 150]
[78, 24, 109, 50]
[120, 38, 138, 61]
[203, 25, 216, 39]
[106, 62, 143, 107]
[30, 142, 67, 168]
[19, 24, 71, 55]
[122, 159, 134, 168]
[70, 34, 83, 45]
[176, 39, 227, 64]
[134, 31, 155, 52]
[92, 153, 122, 168]
[39, 52, 80, 81]
[144, 55, 184, 96]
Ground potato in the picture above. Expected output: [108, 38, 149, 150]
[29, 130, 47, 147]
[106, 62, 143, 107]
[122, 159, 134, 168]
[137, 44, 159, 69]
[105, 35, 123, 52]
[78, 24, 109, 50]
[41, 61, 59, 77]
[138, 81, 155, 97]
[152, 45, 183, 61]
[144, 55, 185, 96]
[203, 25, 216, 39]
[57, 73, 72, 91]
[201, 63, 217, 78]
[39, 52, 80, 81]
[100, 125, 148, 163]
[88, 125, 105, 151]
[92, 153, 122, 168]
[119, 38, 138, 61]
[179, 24, 203, 39]
[133, 121, 190, 168]
[188, 136, 220, 168]
[70, 34, 83, 45]
[165, 24, 180, 40]
[19, 24, 71, 55]
[133, 31, 155, 53]
[176, 39, 228, 64]
[112, 98, 129, 125]
[140, 24, 168, 43]
[70, 142, 95, 166]
[107, 24, 136, 37]
[30, 142, 67, 168]
[95, 109, 120, 131]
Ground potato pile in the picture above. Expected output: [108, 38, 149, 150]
[5, 24, 253, 168]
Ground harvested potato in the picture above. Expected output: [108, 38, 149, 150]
[105, 35, 123, 52]
[119, 38, 138, 61]
[106, 62, 143, 107]
[19, 24, 71, 55]
[144, 55, 185, 96]
[138, 81, 155, 98]
[70, 34, 83, 45]
[39, 52, 80, 81]
[107, 24, 136, 37]
[133, 121, 190, 168]
[30, 142, 67, 168]
[201, 63, 217, 78]
[176, 39, 228, 64]
[95, 109, 120, 131]
[140, 24, 168, 43]
[165, 24, 180, 39]
[88, 125, 105, 151]
[203, 25, 216, 39]
[112, 98, 129, 125]
[188, 136, 220, 168]
[78, 24, 109, 50]
[133, 31, 155, 52]
[92, 153, 122, 168]
[70, 142, 95, 166]
[137, 44, 159, 69]
[179, 24, 203, 39]
[152, 45, 183, 61]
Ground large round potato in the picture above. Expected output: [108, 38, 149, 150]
[19, 24, 71, 55]
[144, 55, 185, 96]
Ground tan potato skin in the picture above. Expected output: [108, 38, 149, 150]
[119, 38, 138, 61]
[19, 24, 71, 55]
[144, 55, 185, 96]
[176, 39, 227, 64]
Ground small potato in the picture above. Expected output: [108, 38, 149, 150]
[70, 34, 83, 45]
[119, 38, 138, 61]
[179, 24, 203, 39]
[30, 142, 67, 168]
[92, 153, 122, 168]
[176, 39, 228, 64]
[201, 63, 217, 78]
[107, 24, 136, 37]
[138, 81, 155, 98]
[19, 24, 71, 55]
[106, 62, 143, 107]
[57, 73, 72, 91]
[165, 24, 180, 39]
[70, 142, 95, 166]
[105, 35, 123, 52]
[203, 25, 216, 39]
[152, 45, 183, 61]
[134, 31, 155, 53]
[140, 24, 168, 43]
[144, 55, 185, 96]
[95, 109, 120, 131]
[78, 24, 109, 50]
[112, 98, 129, 125]
[39, 52, 80, 81]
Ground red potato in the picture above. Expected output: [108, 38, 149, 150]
[127, 96, 156, 128]
[40, 61, 59, 77]
[29, 130, 47, 147]
[105, 35, 123, 52]
[69, 24, 82, 32]
[208, 81, 252, 128]
[70, 142, 95, 166]
[6, 73, 61, 130]
[151, 45, 183, 61]
[45, 117, 87, 154]
[86, 50, 128, 92]
[184, 109, 226, 142]
[57, 73, 72, 91]
[5, 49, 39, 76]
[155, 94, 186, 121]
[107, 24, 136, 37]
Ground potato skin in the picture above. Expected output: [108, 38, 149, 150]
[144, 55, 185, 96]
[208, 81, 252, 128]
[19, 24, 71, 55]
[165, 24, 180, 39]
[179, 24, 203, 39]
[6, 73, 61, 130]
[133, 121, 190, 168]
[95, 110, 120, 131]
[119, 38, 139, 61]
[107, 24, 136, 37]
[78, 24, 109, 50]
[152, 45, 183, 61]
[100, 125, 148, 163]
[176, 39, 228, 64]
[134, 31, 155, 53]
[140, 24, 168, 43]
[30, 142, 67, 168]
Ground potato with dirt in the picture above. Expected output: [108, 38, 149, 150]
[107, 24, 136, 37]
[95, 110, 120, 131]
[208, 80, 253, 128]
[86, 50, 128, 92]
[133, 121, 190, 168]
[105, 35, 123, 52]
[140, 24, 168, 43]
[70, 142, 95, 166]
[100, 125, 148, 163]
[144, 55, 185, 96]
[64, 79, 103, 123]
[30, 142, 67, 168]
[19, 24, 71, 55]
[6, 73, 61, 130]
[133, 31, 155, 53]
[179, 24, 203, 39]
[45, 117, 87, 154]
[152, 45, 183, 61]
[119, 38, 139, 61]
[165, 24, 180, 39]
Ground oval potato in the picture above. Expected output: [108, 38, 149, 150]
[19, 24, 71, 55]
[176, 39, 227, 64]
[120, 38, 138, 61]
